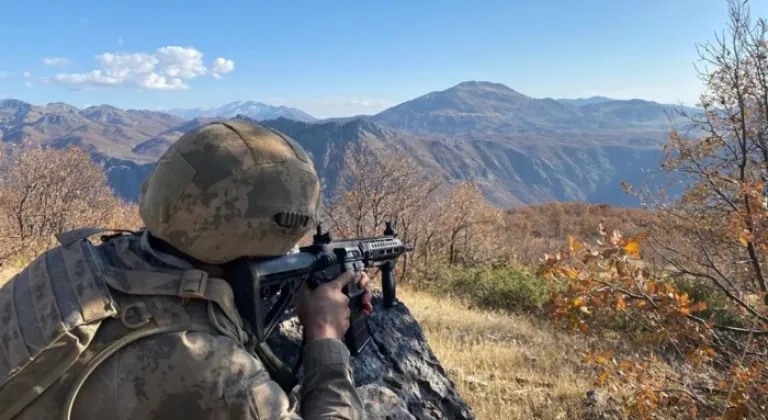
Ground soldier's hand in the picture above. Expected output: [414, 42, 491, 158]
[296, 270, 357, 342]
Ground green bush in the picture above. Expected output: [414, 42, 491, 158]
[419, 263, 551, 313]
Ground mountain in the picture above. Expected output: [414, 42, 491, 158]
[0, 82, 698, 208]
[238, 117, 666, 208]
[315, 115, 374, 124]
[0, 99, 184, 161]
[371, 81, 581, 135]
[131, 117, 221, 159]
[370, 81, 694, 136]
[164, 101, 317, 122]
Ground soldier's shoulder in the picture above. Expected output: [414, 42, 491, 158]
[126, 329, 266, 370]
[105, 329, 272, 398]
[66, 330, 274, 420]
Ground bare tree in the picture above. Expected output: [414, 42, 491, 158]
[322, 140, 511, 281]
[440, 181, 505, 266]
[322, 140, 445, 281]
[650, 0, 768, 312]
[0, 143, 141, 263]
[622, 2, 768, 415]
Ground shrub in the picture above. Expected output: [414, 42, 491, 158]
[421, 263, 551, 313]
[670, 276, 747, 329]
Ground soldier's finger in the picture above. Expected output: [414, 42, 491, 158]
[357, 272, 370, 289]
[362, 288, 373, 315]
[362, 302, 373, 316]
[330, 270, 356, 290]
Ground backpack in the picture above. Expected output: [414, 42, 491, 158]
[0, 227, 248, 420]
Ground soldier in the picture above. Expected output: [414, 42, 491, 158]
[0, 120, 369, 419]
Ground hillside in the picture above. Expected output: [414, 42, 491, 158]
[242, 116, 664, 207]
[0, 81, 694, 207]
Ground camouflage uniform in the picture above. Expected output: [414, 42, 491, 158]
[0, 121, 365, 420]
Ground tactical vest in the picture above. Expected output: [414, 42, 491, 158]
[0, 227, 251, 420]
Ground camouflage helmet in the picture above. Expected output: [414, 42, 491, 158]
[138, 120, 320, 264]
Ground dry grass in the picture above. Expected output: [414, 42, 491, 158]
[0, 267, 18, 286]
[397, 285, 614, 420]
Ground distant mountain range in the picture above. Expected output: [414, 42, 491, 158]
[0, 81, 700, 208]
[0, 99, 184, 161]
[164, 101, 317, 123]
[555, 96, 615, 107]
[369, 81, 696, 136]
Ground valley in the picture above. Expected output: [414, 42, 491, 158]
[0, 81, 695, 208]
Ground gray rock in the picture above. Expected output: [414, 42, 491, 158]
[267, 293, 476, 420]
[585, 389, 600, 405]
[358, 386, 414, 419]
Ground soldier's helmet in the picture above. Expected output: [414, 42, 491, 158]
[138, 120, 320, 264]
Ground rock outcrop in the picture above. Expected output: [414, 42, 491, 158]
[267, 293, 475, 420]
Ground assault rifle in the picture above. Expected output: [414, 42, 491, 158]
[229, 221, 412, 356]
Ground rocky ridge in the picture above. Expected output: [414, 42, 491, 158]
[268, 294, 475, 419]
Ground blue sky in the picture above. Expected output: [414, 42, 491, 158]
[1, 0, 764, 118]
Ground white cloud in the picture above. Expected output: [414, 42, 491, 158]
[23, 71, 31, 78]
[43, 57, 70, 66]
[118, 37, 124, 47]
[211, 57, 235, 79]
[155, 46, 207, 79]
[24, 81, 32, 88]
[44, 46, 235, 91]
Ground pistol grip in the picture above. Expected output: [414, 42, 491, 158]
[342, 266, 370, 356]
[309, 263, 371, 356]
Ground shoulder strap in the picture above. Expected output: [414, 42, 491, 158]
[100, 266, 244, 333]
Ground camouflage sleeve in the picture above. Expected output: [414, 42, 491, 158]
[299, 338, 365, 420]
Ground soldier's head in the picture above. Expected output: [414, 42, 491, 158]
[138, 120, 320, 265]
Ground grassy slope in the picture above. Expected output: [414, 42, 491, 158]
[397, 286, 617, 420]
[0, 268, 16, 285]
